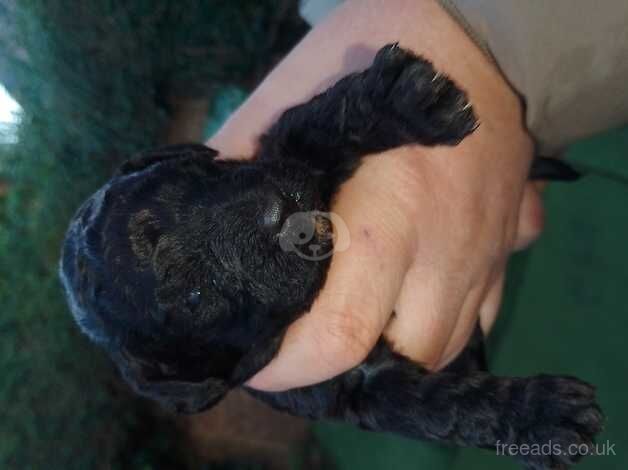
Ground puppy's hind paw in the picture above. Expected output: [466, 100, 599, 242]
[367, 44, 478, 146]
[390, 56, 478, 145]
[514, 375, 604, 470]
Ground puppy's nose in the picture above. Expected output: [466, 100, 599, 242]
[260, 189, 295, 230]
[261, 190, 286, 229]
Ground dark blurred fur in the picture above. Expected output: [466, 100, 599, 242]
[60, 44, 600, 469]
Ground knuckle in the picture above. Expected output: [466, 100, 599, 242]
[315, 306, 378, 369]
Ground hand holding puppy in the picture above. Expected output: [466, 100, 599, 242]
[209, 0, 543, 391]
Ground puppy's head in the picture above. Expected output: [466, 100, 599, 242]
[59, 144, 331, 413]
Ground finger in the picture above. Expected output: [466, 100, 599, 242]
[478, 271, 506, 334]
[386, 258, 494, 370]
[384, 259, 482, 370]
[433, 269, 504, 370]
[437, 280, 492, 370]
[513, 183, 545, 251]
[247, 158, 413, 391]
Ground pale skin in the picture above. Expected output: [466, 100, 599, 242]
[208, 0, 545, 392]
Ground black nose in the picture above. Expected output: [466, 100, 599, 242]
[260, 188, 296, 231]
[261, 189, 286, 229]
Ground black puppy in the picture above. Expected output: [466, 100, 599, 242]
[60, 44, 598, 470]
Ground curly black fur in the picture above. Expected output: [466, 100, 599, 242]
[60, 44, 599, 469]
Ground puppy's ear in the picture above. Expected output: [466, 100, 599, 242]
[112, 348, 230, 414]
[116, 143, 219, 176]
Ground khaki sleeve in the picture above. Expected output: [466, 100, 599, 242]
[300, 0, 628, 156]
[443, 0, 628, 155]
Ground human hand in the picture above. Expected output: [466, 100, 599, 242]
[209, 0, 543, 391]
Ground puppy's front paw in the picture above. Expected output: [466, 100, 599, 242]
[513, 376, 604, 470]
[371, 43, 478, 145]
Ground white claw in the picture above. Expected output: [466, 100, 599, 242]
[432, 72, 441, 82]
[462, 102, 472, 111]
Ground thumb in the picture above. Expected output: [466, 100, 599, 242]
[247, 158, 413, 391]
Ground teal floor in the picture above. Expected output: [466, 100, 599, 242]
[313, 126, 628, 469]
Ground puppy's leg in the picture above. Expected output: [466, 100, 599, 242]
[258, 44, 477, 178]
[250, 341, 603, 470]
[352, 355, 603, 469]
